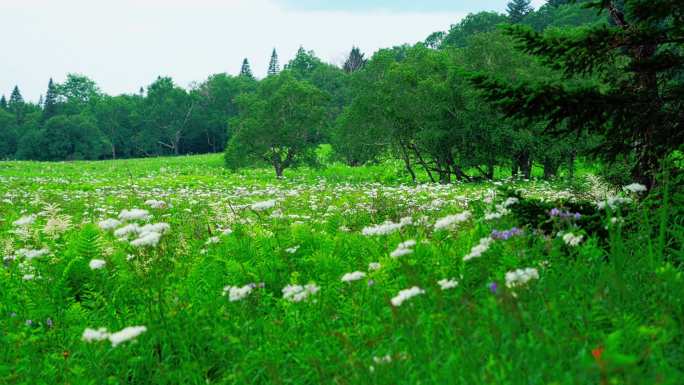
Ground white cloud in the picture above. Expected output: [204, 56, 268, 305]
[0, 0, 465, 101]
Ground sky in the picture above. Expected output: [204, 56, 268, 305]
[0, 0, 545, 102]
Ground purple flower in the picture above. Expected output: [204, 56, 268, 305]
[488, 282, 498, 294]
[491, 227, 523, 240]
[25, 319, 33, 326]
[549, 208, 561, 217]
[46, 318, 53, 328]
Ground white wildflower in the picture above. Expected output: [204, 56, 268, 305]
[623, 183, 647, 194]
[463, 237, 493, 261]
[114, 223, 141, 238]
[16, 248, 50, 261]
[505, 267, 539, 288]
[98, 218, 122, 231]
[89, 259, 106, 270]
[282, 284, 320, 302]
[434, 211, 471, 231]
[503, 197, 519, 208]
[82, 327, 109, 342]
[285, 246, 299, 254]
[13, 214, 36, 227]
[391, 286, 425, 307]
[341, 271, 366, 283]
[118, 209, 151, 221]
[108, 326, 147, 347]
[368, 262, 381, 271]
[130, 232, 162, 248]
[206, 236, 220, 245]
[22, 274, 35, 281]
[562, 233, 584, 247]
[223, 284, 255, 302]
[144, 199, 167, 209]
[437, 278, 459, 290]
[362, 221, 402, 236]
[251, 200, 276, 211]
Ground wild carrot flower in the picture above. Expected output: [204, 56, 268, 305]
[13, 215, 36, 227]
[437, 278, 458, 290]
[89, 259, 106, 270]
[108, 326, 147, 347]
[223, 284, 256, 302]
[341, 271, 366, 283]
[368, 262, 381, 271]
[623, 183, 647, 194]
[463, 237, 493, 261]
[562, 233, 583, 247]
[98, 218, 122, 231]
[434, 211, 471, 231]
[505, 267, 539, 288]
[82, 328, 109, 342]
[251, 200, 276, 211]
[362, 221, 402, 236]
[282, 284, 320, 302]
[118, 209, 151, 221]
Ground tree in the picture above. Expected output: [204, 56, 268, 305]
[43, 78, 59, 121]
[225, 71, 328, 177]
[92, 94, 142, 159]
[0, 95, 7, 110]
[470, 0, 684, 187]
[0, 109, 18, 158]
[441, 12, 510, 48]
[9, 86, 25, 124]
[507, 0, 533, 23]
[56, 74, 101, 114]
[267, 48, 280, 77]
[239, 58, 254, 78]
[41, 115, 106, 160]
[286, 47, 323, 78]
[143, 77, 195, 155]
[343, 47, 367, 73]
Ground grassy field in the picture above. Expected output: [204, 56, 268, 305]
[1, 154, 682, 384]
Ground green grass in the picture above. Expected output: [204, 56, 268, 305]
[0, 154, 682, 384]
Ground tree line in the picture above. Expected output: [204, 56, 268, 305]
[1, 0, 681, 187]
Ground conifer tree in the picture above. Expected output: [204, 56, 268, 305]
[0, 95, 7, 110]
[240, 58, 254, 78]
[8, 86, 25, 124]
[343, 47, 367, 73]
[506, 0, 533, 23]
[267, 48, 280, 77]
[43, 78, 58, 121]
[470, 0, 684, 187]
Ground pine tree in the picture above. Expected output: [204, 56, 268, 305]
[507, 0, 533, 23]
[267, 48, 280, 77]
[0, 95, 7, 110]
[343, 47, 367, 73]
[240, 58, 254, 78]
[43, 78, 58, 121]
[8, 86, 25, 125]
[470, 0, 684, 188]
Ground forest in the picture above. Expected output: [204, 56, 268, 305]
[4, 0, 678, 188]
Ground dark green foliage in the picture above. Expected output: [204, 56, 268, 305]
[59, 224, 103, 301]
[470, 0, 684, 187]
[0, 109, 18, 158]
[343, 47, 367, 73]
[507, 0, 534, 23]
[0, 95, 7, 110]
[42, 78, 59, 122]
[239, 58, 254, 78]
[267, 48, 280, 77]
[441, 12, 510, 48]
[41, 115, 106, 160]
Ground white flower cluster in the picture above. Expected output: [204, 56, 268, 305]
[223, 284, 255, 302]
[434, 211, 471, 231]
[463, 237, 493, 261]
[437, 278, 459, 290]
[16, 248, 50, 261]
[82, 325, 147, 347]
[596, 196, 632, 210]
[390, 239, 416, 258]
[368, 262, 381, 271]
[89, 259, 106, 270]
[390, 286, 425, 307]
[118, 209, 151, 221]
[341, 271, 366, 283]
[505, 267, 539, 288]
[362, 217, 412, 236]
[562, 233, 583, 247]
[251, 199, 276, 211]
[623, 183, 647, 194]
[13, 214, 36, 227]
[282, 284, 320, 302]
[144, 199, 167, 209]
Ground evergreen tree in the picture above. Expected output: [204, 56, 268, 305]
[0, 95, 7, 110]
[470, 0, 684, 187]
[267, 48, 280, 77]
[507, 0, 533, 23]
[8, 86, 25, 124]
[43, 78, 59, 121]
[239, 58, 254, 78]
[343, 47, 367, 73]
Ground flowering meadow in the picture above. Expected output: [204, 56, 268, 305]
[1, 154, 682, 384]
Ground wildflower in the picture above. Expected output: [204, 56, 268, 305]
[390, 239, 416, 258]
[223, 284, 256, 302]
[251, 200, 276, 211]
[138, 223, 170, 235]
[98, 218, 122, 231]
[505, 267, 539, 288]
[114, 223, 141, 238]
[463, 237, 493, 261]
[373, 355, 392, 364]
[46, 318, 53, 328]
[82, 327, 109, 342]
[285, 246, 299, 254]
[484, 211, 505, 220]
[206, 236, 220, 245]
[16, 248, 50, 261]
[43, 216, 72, 236]
[437, 278, 458, 290]
[22, 274, 35, 281]
[341, 271, 366, 283]
[89, 259, 106, 270]
[487, 282, 498, 294]
[390, 286, 425, 307]
[491, 227, 523, 241]
[13, 215, 36, 227]
[130, 231, 162, 248]
[562, 233, 584, 247]
[368, 262, 381, 271]
[434, 211, 471, 231]
[282, 284, 320, 302]
[623, 183, 647, 194]
[503, 197, 519, 207]
[118, 209, 151, 221]
[144, 199, 167, 209]
[362, 221, 402, 236]
[108, 326, 147, 347]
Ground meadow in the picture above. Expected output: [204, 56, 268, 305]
[1, 154, 682, 384]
